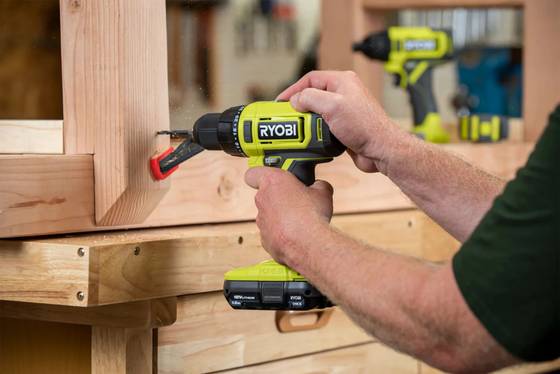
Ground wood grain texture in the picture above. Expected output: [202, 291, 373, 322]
[0, 297, 176, 328]
[0, 154, 94, 238]
[157, 292, 372, 374]
[0, 210, 426, 306]
[0, 317, 91, 374]
[362, 0, 524, 8]
[523, 0, 560, 141]
[0, 143, 533, 238]
[0, 120, 63, 154]
[0, 240, 90, 306]
[92, 326, 153, 374]
[319, 0, 386, 99]
[92, 326, 127, 374]
[223, 343, 418, 374]
[60, 0, 171, 225]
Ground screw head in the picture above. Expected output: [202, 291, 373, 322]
[77, 247, 85, 257]
[134, 246, 141, 256]
[76, 291, 85, 301]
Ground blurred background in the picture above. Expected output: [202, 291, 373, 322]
[0, 0, 523, 128]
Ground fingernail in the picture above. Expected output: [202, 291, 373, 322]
[290, 93, 300, 105]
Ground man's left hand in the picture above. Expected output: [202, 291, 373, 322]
[245, 167, 333, 267]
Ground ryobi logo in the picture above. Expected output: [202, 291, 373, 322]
[404, 39, 436, 51]
[258, 121, 299, 140]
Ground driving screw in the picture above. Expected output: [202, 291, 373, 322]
[76, 291, 85, 301]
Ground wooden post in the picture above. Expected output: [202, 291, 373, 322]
[92, 327, 153, 374]
[319, 0, 386, 99]
[523, 0, 560, 141]
[59, 0, 171, 225]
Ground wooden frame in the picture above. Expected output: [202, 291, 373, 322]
[0, 0, 555, 239]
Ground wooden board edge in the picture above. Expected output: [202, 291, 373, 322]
[0, 120, 63, 154]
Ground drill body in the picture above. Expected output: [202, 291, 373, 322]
[159, 101, 344, 310]
[194, 101, 345, 186]
[354, 27, 453, 143]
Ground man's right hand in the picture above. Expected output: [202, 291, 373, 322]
[277, 70, 407, 174]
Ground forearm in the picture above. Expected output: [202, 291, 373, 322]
[289, 224, 447, 360]
[375, 127, 505, 242]
[286, 223, 517, 373]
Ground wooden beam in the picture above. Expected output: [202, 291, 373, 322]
[0, 154, 94, 238]
[0, 210, 437, 306]
[223, 343, 418, 373]
[59, 0, 171, 226]
[523, 0, 560, 141]
[319, 0, 386, 99]
[92, 326, 153, 374]
[0, 143, 533, 238]
[0, 120, 63, 154]
[362, 0, 524, 9]
[0, 297, 176, 328]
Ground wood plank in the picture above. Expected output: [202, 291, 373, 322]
[0, 143, 532, 238]
[319, 0, 386, 99]
[157, 292, 373, 374]
[223, 343, 419, 374]
[0, 154, 94, 238]
[363, 0, 524, 9]
[0, 240, 90, 306]
[91, 326, 153, 374]
[0, 120, 63, 154]
[60, 0, 171, 225]
[523, 0, 560, 141]
[0, 318, 91, 374]
[0, 209, 426, 306]
[0, 297, 176, 328]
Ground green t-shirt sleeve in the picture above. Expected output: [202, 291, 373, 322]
[453, 106, 560, 362]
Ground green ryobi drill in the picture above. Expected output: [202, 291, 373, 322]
[151, 101, 345, 310]
[353, 27, 453, 143]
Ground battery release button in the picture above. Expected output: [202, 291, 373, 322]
[261, 282, 284, 304]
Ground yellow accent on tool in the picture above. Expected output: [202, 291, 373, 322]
[353, 26, 453, 143]
[459, 114, 509, 143]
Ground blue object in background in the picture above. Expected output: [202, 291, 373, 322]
[457, 48, 523, 117]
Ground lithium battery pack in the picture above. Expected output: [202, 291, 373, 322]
[223, 260, 333, 310]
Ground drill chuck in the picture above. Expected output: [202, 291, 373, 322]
[352, 30, 390, 61]
[193, 106, 245, 157]
[193, 113, 221, 150]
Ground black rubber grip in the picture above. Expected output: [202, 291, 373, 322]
[288, 159, 329, 186]
[407, 68, 438, 126]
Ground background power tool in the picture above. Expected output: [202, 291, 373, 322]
[459, 114, 509, 143]
[353, 26, 453, 143]
[151, 101, 345, 310]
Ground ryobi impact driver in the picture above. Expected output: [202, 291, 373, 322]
[353, 27, 453, 143]
[151, 101, 345, 310]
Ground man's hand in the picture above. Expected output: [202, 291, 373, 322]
[245, 167, 333, 267]
[277, 70, 407, 174]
